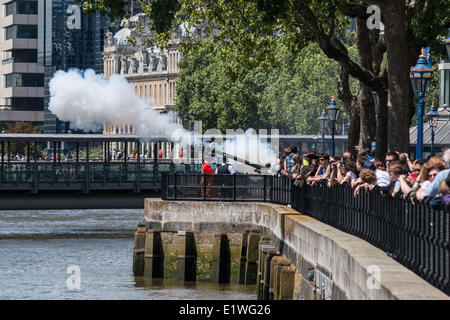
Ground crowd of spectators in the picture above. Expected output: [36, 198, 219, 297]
[270, 146, 450, 208]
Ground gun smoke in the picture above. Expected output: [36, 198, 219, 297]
[48, 69, 277, 167]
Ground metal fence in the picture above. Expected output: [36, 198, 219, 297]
[0, 161, 202, 193]
[291, 181, 450, 295]
[161, 173, 291, 202]
[162, 173, 450, 295]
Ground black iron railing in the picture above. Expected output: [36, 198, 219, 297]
[162, 173, 450, 295]
[291, 181, 450, 295]
[161, 172, 292, 202]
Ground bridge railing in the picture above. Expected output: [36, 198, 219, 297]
[161, 173, 450, 295]
[0, 161, 201, 193]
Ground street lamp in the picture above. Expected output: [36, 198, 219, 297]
[318, 111, 328, 153]
[410, 48, 434, 159]
[326, 97, 340, 157]
[426, 102, 439, 156]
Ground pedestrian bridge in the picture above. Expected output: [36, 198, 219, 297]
[0, 133, 199, 194]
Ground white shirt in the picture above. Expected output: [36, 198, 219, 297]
[346, 171, 358, 179]
[375, 169, 390, 187]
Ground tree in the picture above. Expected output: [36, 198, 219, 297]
[80, 0, 450, 155]
[5, 122, 39, 155]
[175, 42, 269, 132]
[176, 40, 359, 135]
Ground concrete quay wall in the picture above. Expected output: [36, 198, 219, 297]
[144, 199, 449, 300]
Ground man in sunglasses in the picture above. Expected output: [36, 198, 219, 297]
[385, 152, 399, 172]
[306, 153, 331, 185]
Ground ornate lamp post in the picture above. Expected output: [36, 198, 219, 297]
[318, 111, 328, 153]
[426, 103, 439, 156]
[326, 97, 340, 157]
[410, 48, 434, 159]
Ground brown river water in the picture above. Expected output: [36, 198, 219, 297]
[0, 209, 256, 300]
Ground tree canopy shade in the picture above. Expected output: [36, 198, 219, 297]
[80, 0, 450, 155]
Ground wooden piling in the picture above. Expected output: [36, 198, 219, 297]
[244, 228, 260, 285]
[132, 223, 146, 277]
[238, 228, 250, 284]
[211, 233, 231, 284]
[176, 231, 197, 282]
[257, 236, 272, 299]
[144, 229, 164, 279]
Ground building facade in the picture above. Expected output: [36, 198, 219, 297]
[37, 0, 119, 133]
[102, 13, 183, 156]
[0, 0, 44, 128]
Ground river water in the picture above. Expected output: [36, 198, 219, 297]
[0, 209, 256, 300]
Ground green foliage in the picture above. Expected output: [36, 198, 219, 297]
[176, 40, 357, 134]
[261, 43, 354, 134]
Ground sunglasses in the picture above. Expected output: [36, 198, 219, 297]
[429, 173, 437, 178]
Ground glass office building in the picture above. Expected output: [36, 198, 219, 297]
[38, 0, 119, 133]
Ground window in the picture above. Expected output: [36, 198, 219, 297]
[5, 1, 38, 15]
[3, 49, 38, 63]
[8, 97, 44, 111]
[5, 73, 44, 87]
[5, 25, 38, 40]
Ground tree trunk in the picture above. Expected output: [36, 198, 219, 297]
[379, 1, 414, 153]
[337, 68, 359, 157]
[356, 18, 376, 150]
[375, 88, 388, 160]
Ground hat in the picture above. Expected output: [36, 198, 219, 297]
[362, 160, 376, 171]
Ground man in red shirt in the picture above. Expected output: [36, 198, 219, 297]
[200, 156, 215, 198]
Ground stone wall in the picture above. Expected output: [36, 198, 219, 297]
[144, 199, 449, 300]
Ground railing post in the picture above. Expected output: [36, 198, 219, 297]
[32, 141, 38, 194]
[233, 174, 237, 201]
[136, 141, 141, 193]
[174, 173, 177, 200]
[263, 175, 267, 202]
[84, 142, 90, 194]
[0, 141, 4, 184]
[203, 173, 207, 201]
[153, 142, 159, 187]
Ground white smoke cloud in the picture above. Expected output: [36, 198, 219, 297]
[48, 69, 182, 136]
[48, 69, 277, 169]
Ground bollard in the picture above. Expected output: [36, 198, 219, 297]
[244, 228, 261, 285]
[133, 223, 146, 277]
[211, 233, 231, 284]
[257, 236, 272, 299]
[238, 228, 251, 284]
[269, 256, 283, 300]
[263, 249, 279, 300]
[144, 229, 164, 279]
[177, 231, 197, 282]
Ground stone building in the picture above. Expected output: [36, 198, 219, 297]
[102, 13, 184, 156]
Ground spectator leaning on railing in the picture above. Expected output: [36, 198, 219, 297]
[353, 168, 378, 196]
[416, 148, 450, 201]
[306, 153, 331, 185]
[439, 174, 450, 206]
